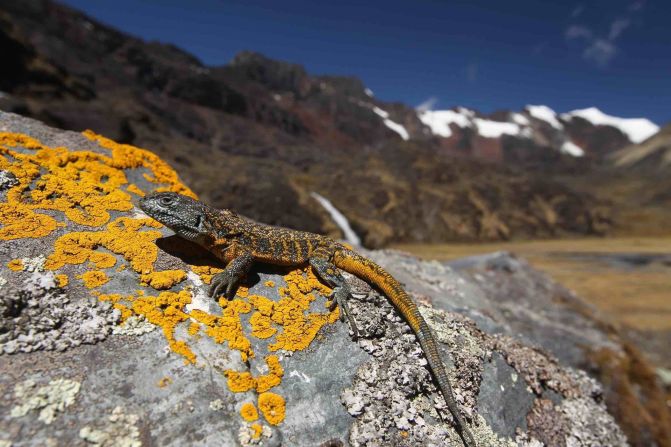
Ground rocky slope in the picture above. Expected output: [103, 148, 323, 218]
[2, 112, 670, 446]
[0, 0, 628, 246]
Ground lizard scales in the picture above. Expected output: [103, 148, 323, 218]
[139, 192, 476, 447]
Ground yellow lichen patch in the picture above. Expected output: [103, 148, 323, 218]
[187, 322, 200, 336]
[157, 377, 173, 388]
[126, 184, 145, 196]
[0, 202, 58, 240]
[82, 130, 195, 198]
[191, 298, 254, 361]
[256, 355, 283, 393]
[0, 131, 193, 244]
[130, 290, 195, 364]
[224, 355, 284, 394]
[114, 303, 133, 322]
[79, 270, 109, 288]
[264, 280, 275, 288]
[140, 269, 187, 290]
[250, 423, 263, 439]
[240, 403, 259, 422]
[267, 267, 338, 352]
[190, 264, 223, 284]
[225, 371, 256, 393]
[55, 274, 69, 287]
[258, 392, 286, 426]
[45, 217, 163, 272]
[8, 259, 23, 271]
[249, 312, 276, 339]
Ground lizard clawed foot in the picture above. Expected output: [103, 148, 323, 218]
[329, 286, 360, 339]
[209, 271, 240, 300]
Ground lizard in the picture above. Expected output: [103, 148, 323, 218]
[139, 191, 477, 447]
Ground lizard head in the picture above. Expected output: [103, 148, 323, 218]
[139, 192, 216, 244]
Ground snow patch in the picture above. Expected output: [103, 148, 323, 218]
[526, 105, 563, 129]
[310, 192, 361, 247]
[561, 141, 585, 157]
[417, 109, 473, 138]
[364, 88, 374, 97]
[474, 119, 522, 138]
[511, 113, 530, 126]
[372, 107, 409, 140]
[560, 107, 659, 143]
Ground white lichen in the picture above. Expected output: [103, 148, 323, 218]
[238, 422, 272, 446]
[209, 399, 226, 411]
[112, 315, 156, 336]
[79, 406, 141, 447]
[20, 255, 46, 273]
[10, 378, 81, 424]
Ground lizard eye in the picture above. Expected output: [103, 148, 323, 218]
[159, 196, 174, 206]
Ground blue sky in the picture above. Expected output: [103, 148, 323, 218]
[61, 0, 670, 124]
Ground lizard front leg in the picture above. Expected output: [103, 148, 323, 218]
[309, 255, 360, 339]
[209, 249, 254, 299]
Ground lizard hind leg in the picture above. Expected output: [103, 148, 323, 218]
[309, 256, 360, 339]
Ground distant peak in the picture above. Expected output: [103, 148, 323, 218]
[561, 107, 659, 143]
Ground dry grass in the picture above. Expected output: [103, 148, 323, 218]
[394, 237, 671, 331]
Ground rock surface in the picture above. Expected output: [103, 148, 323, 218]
[0, 113, 667, 446]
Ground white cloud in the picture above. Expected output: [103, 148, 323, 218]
[566, 4, 638, 67]
[583, 39, 617, 67]
[415, 97, 438, 113]
[608, 18, 630, 40]
[565, 25, 592, 40]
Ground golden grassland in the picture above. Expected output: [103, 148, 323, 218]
[394, 237, 671, 331]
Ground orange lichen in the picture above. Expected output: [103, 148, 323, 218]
[114, 303, 133, 322]
[81, 130, 195, 198]
[45, 217, 163, 272]
[126, 184, 145, 196]
[55, 274, 69, 287]
[224, 355, 284, 394]
[268, 267, 338, 352]
[157, 377, 173, 388]
[79, 270, 109, 288]
[258, 392, 286, 425]
[190, 264, 224, 284]
[191, 298, 254, 361]
[131, 290, 195, 364]
[250, 423, 263, 439]
[140, 269, 187, 290]
[187, 322, 201, 336]
[240, 403, 259, 422]
[8, 259, 23, 271]
[225, 371, 256, 393]
[256, 355, 284, 393]
[0, 202, 59, 240]
[264, 280, 275, 288]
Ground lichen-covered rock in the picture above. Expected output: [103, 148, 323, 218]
[0, 112, 648, 446]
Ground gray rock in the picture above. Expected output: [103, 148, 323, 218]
[0, 112, 632, 446]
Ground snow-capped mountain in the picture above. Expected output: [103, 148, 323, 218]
[411, 104, 659, 163]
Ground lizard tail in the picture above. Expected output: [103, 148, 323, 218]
[332, 248, 477, 447]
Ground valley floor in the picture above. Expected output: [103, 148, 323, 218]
[395, 237, 671, 368]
